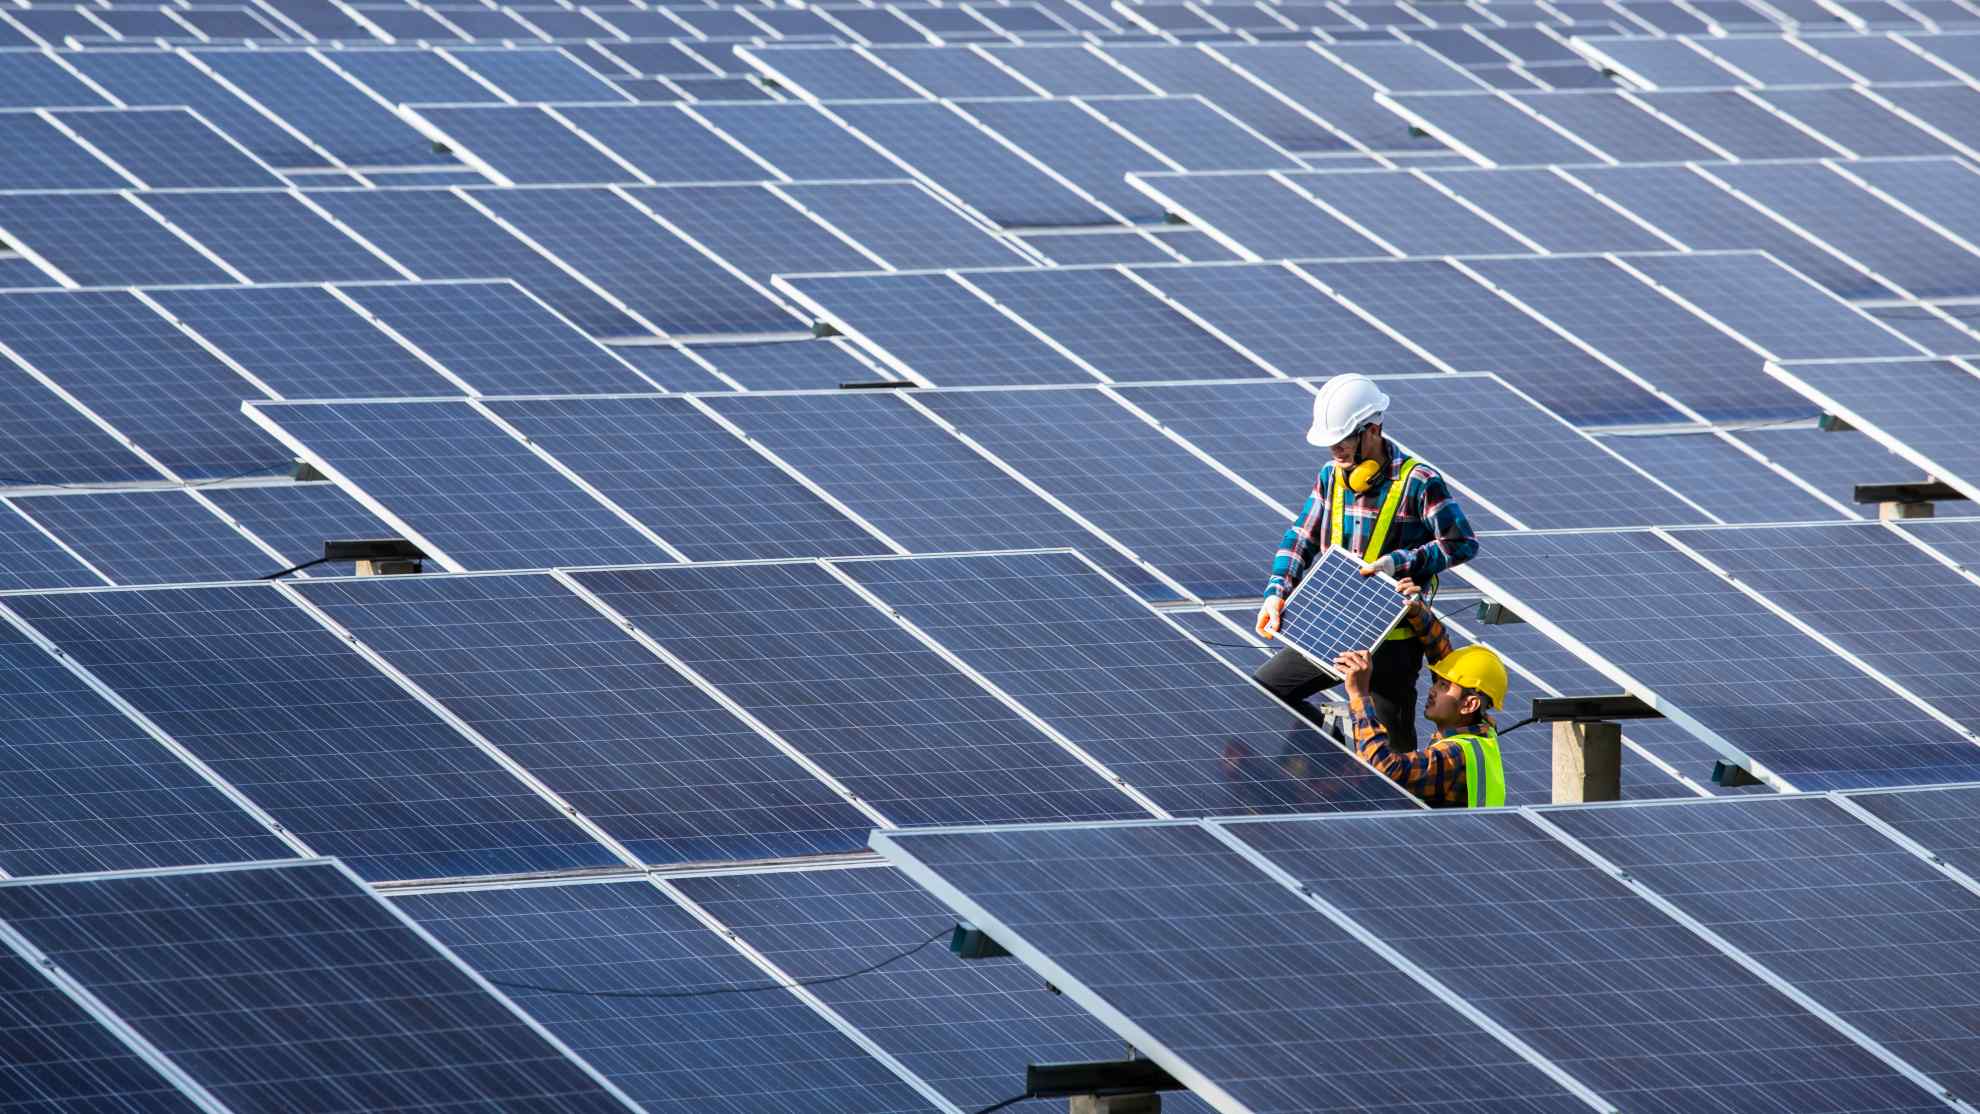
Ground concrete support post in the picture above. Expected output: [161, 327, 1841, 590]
[1071, 1096, 1160, 1114]
[1879, 501, 1935, 520]
[1552, 721, 1622, 803]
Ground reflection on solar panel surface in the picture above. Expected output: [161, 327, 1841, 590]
[0, 860, 634, 1112]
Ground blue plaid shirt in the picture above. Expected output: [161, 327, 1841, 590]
[1265, 440, 1478, 600]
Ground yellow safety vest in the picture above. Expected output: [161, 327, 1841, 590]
[1447, 729, 1506, 808]
[1328, 458, 1420, 641]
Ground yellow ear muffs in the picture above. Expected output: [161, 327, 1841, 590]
[1348, 458, 1383, 493]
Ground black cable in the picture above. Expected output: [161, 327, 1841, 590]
[259, 556, 332, 581]
[485, 927, 949, 1002]
[971, 1093, 1034, 1114]
[1497, 715, 1540, 736]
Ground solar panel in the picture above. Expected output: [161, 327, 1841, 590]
[738, 44, 917, 97]
[685, 338, 891, 389]
[824, 7, 931, 44]
[1700, 35, 1853, 82]
[688, 103, 903, 181]
[1466, 254, 1814, 421]
[1847, 784, 1980, 881]
[483, 395, 884, 560]
[336, 280, 659, 394]
[874, 820, 1592, 1113]
[1127, 262, 1438, 375]
[1875, 84, 1980, 154]
[1733, 422, 1927, 508]
[1622, 252, 1922, 361]
[7, 586, 626, 879]
[961, 267, 1269, 381]
[554, 104, 775, 183]
[1193, 46, 1418, 152]
[871, 44, 1036, 95]
[1096, 94, 1302, 172]
[1593, 429, 1845, 522]
[325, 49, 504, 105]
[1419, 166, 1663, 251]
[0, 50, 113, 108]
[587, 343, 721, 390]
[979, 43, 1155, 94]
[1134, 172, 1388, 259]
[355, 5, 464, 40]
[1292, 168, 1531, 254]
[1543, 794, 1980, 1105]
[143, 189, 408, 282]
[0, 288, 293, 479]
[1024, 229, 1182, 265]
[12, 488, 285, 584]
[413, 105, 641, 184]
[826, 100, 1113, 227]
[1276, 545, 1407, 667]
[1327, 40, 1490, 90]
[842, 550, 1413, 810]
[1381, 91, 1601, 165]
[670, 863, 1192, 1114]
[0, 860, 636, 1110]
[1912, 31, 1980, 79]
[0, 193, 235, 286]
[624, 184, 875, 285]
[65, 49, 323, 168]
[701, 391, 1156, 587]
[1765, 357, 1980, 502]
[308, 188, 644, 335]
[396, 877, 938, 1114]
[0, 254, 53, 287]
[54, 107, 282, 189]
[1625, 90, 1840, 161]
[1843, 159, 1980, 268]
[0, 944, 209, 1111]
[199, 480, 396, 568]
[1512, 89, 1724, 161]
[246, 398, 675, 570]
[779, 272, 1095, 386]
[775, 180, 1023, 269]
[1105, 44, 1347, 151]
[0, 113, 131, 189]
[150, 284, 462, 398]
[951, 97, 1166, 221]
[293, 571, 878, 861]
[472, 186, 797, 336]
[198, 49, 455, 166]
[1460, 529, 1980, 790]
[1855, 304, 1980, 357]
[1754, 87, 1959, 158]
[570, 561, 1155, 825]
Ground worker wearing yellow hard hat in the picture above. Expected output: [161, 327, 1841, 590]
[1255, 373, 1479, 752]
[1334, 581, 1507, 808]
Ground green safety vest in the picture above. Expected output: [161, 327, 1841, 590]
[1328, 457, 1421, 641]
[1447, 729, 1506, 808]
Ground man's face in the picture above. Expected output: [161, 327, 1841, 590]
[1423, 676, 1474, 728]
[1329, 423, 1377, 466]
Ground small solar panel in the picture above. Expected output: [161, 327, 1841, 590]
[151, 284, 461, 398]
[1276, 545, 1407, 668]
[0, 860, 635, 1110]
[0, 113, 130, 189]
[247, 398, 674, 569]
[1128, 262, 1438, 375]
[12, 489, 283, 584]
[55, 107, 281, 189]
[483, 395, 883, 560]
[1135, 172, 1386, 259]
[144, 189, 406, 282]
[781, 271, 1094, 386]
[571, 561, 1155, 826]
[199, 480, 395, 568]
[415, 105, 639, 184]
[0, 193, 235, 286]
[688, 102, 902, 181]
[397, 878, 935, 1114]
[1624, 252, 1922, 361]
[66, 49, 322, 168]
[1293, 168, 1531, 254]
[199, 49, 455, 167]
[555, 104, 774, 183]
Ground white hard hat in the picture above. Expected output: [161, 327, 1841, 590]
[1306, 374, 1391, 446]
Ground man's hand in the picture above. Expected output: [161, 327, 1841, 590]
[1333, 649, 1373, 696]
[1255, 596, 1284, 639]
[1358, 554, 1397, 578]
[1395, 576, 1425, 620]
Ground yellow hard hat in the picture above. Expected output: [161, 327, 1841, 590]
[1429, 645, 1509, 711]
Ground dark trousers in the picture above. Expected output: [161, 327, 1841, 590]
[1254, 637, 1425, 752]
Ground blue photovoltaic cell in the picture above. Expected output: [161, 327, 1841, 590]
[1129, 262, 1436, 375]
[1698, 35, 1850, 82]
[151, 284, 461, 399]
[783, 272, 1094, 386]
[877, 821, 1586, 1113]
[824, 7, 929, 43]
[776, 181, 1023, 269]
[840, 551, 1413, 811]
[1756, 87, 1958, 157]
[0, 193, 233, 286]
[64, 50, 319, 167]
[0, 51, 112, 107]
[1468, 530, 1980, 789]
[740, 45, 916, 97]
[1324, 41, 1488, 92]
[328, 50, 503, 105]
[687, 339, 890, 389]
[200, 481, 394, 568]
[15, 489, 283, 585]
[294, 572, 875, 862]
[1545, 794, 1980, 1104]
[1733, 424, 1927, 510]
[1842, 159, 1980, 262]
[0, 289, 288, 479]
[1849, 784, 1980, 882]
[963, 267, 1267, 381]
[1025, 231, 1180, 265]
[1766, 358, 1980, 497]
[1679, 522, 1980, 731]
[952, 97, 1168, 220]
[568, 562, 1145, 826]
[397, 879, 934, 1114]
[484, 396, 882, 560]
[1291, 169, 1529, 254]
[672, 864, 1186, 1114]
[1510, 89, 1722, 161]
[0, 255, 52, 286]
[703, 391, 1153, 587]
[6, 588, 624, 880]
[0, 622, 292, 877]
[1427, 167, 1673, 252]
[0, 860, 634, 1112]
[1579, 37, 1746, 86]
[625, 185, 874, 284]
[473, 187, 796, 336]
[1913, 32, 1980, 79]
[308, 189, 643, 336]
[828, 101, 1112, 227]
[1857, 306, 1980, 357]
[1875, 85, 1980, 155]
[1634, 91, 1842, 162]
[1624, 253, 1922, 361]
[0, 946, 204, 1112]
[917, 388, 1286, 598]
[1303, 258, 1690, 425]
[1209, 44, 1434, 150]
[1594, 431, 1843, 523]
[143, 189, 404, 282]
[0, 358, 164, 485]
[1384, 92, 1599, 165]
[595, 43, 717, 79]
[599, 345, 725, 391]
[1227, 809, 1944, 1112]
[1137, 173, 1387, 259]
[1468, 254, 1812, 421]
[198, 50, 455, 166]
[356, 6, 462, 39]
[260, 0, 373, 37]
[689, 103, 902, 181]
[979, 44, 1154, 94]
[0, 114, 129, 189]
[0, 501, 103, 589]
[1105, 44, 1347, 152]
[554, 104, 773, 183]
[417, 106, 638, 184]
[1708, 162, 1980, 301]
[1277, 546, 1407, 663]
[1478, 27, 1581, 64]
[870, 45, 1035, 95]
[55, 108, 280, 189]
[337, 281, 657, 394]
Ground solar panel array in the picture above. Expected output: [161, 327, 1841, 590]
[7, 3, 1980, 1110]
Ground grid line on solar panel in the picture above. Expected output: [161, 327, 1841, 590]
[0, 859, 642, 1112]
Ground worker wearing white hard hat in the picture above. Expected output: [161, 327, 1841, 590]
[1253, 373, 1479, 752]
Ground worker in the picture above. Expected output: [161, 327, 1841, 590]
[1253, 373, 1478, 751]
[1335, 583, 1506, 808]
